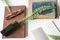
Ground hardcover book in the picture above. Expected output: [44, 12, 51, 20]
[28, 0, 57, 19]
[2, 6, 26, 38]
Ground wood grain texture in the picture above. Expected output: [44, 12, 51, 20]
[3, 6, 26, 38]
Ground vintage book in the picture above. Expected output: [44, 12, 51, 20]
[28, 0, 57, 19]
[2, 6, 26, 38]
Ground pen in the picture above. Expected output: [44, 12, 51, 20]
[52, 21, 60, 32]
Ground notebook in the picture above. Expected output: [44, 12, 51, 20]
[28, 0, 57, 19]
[2, 6, 26, 38]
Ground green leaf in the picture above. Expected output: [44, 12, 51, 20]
[19, 5, 54, 23]
[1, 0, 10, 6]
[49, 35, 60, 40]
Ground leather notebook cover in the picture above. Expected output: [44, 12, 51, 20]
[3, 6, 26, 38]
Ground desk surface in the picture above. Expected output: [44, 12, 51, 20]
[0, 0, 60, 40]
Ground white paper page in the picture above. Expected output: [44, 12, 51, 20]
[28, 19, 60, 40]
